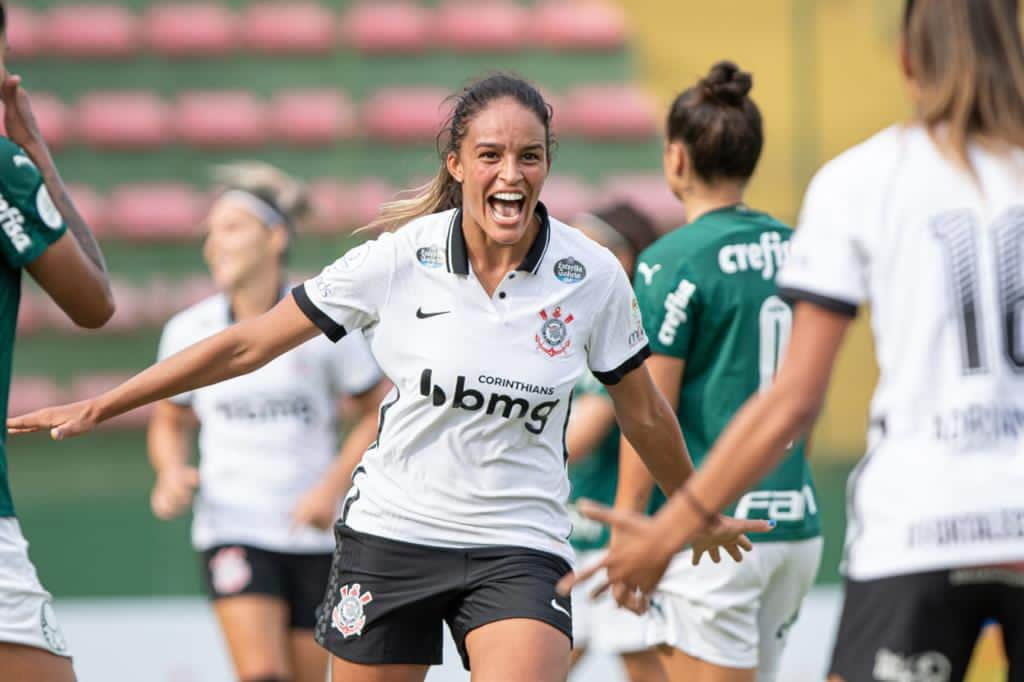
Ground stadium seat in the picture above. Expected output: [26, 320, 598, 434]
[101, 279, 150, 333]
[533, 1, 627, 52]
[242, 2, 336, 55]
[347, 178, 398, 229]
[108, 183, 206, 241]
[362, 88, 451, 143]
[144, 3, 237, 58]
[342, 1, 432, 54]
[43, 4, 140, 58]
[435, 1, 528, 53]
[540, 176, 596, 221]
[8, 92, 73, 149]
[269, 90, 357, 147]
[599, 174, 684, 233]
[8, 377, 65, 417]
[6, 5, 42, 58]
[308, 179, 354, 234]
[71, 373, 153, 428]
[565, 84, 659, 139]
[66, 184, 110, 238]
[175, 91, 268, 148]
[75, 92, 172, 149]
[15, 293, 45, 336]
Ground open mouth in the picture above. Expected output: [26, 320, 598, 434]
[487, 191, 526, 226]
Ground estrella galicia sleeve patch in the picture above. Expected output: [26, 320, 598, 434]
[553, 257, 586, 283]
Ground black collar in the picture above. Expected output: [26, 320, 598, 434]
[446, 202, 552, 276]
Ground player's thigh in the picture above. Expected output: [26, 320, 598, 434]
[621, 649, 668, 682]
[330, 657, 428, 682]
[212, 595, 292, 679]
[658, 646, 755, 682]
[828, 570, 982, 682]
[651, 549, 762, 676]
[0, 642, 76, 682]
[755, 538, 823, 681]
[464, 618, 571, 682]
[290, 629, 328, 682]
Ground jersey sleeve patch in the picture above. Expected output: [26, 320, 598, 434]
[587, 264, 652, 383]
[0, 145, 66, 268]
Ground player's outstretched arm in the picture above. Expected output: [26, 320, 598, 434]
[8, 296, 320, 440]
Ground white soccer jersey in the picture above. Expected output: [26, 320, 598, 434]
[293, 204, 650, 564]
[158, 289, 383, 553]
[778, 124, 1024, 580]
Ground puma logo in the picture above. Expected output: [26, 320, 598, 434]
[638, 262, 662, 285]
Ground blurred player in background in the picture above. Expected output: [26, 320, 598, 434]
[572, 1, 1024, 680]
[565, 202, 665, 682]
[618, 61, 820, 682]
[148, 162, 386, 682]
[0, 2, 116, 679]
[8, 74, 769, 682]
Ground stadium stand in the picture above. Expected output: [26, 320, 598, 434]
[240, 2, 337, 55]
[143, 2, 237, 58]
[43, 4, 140, 58]
[533, 1, 628, 52]
[75, 91, 172, 149]
[435, 0, 529, 53]
[269, 89, 358, 146]
[342, 1, 433, 54]
[174, 90, 269, 148]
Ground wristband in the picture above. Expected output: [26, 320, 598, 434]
[681, 487, 718, 528]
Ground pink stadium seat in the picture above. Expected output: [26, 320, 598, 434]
[144, 3, 237, 57]
[76, 92, 172, 149]
[66, 184, 110, 238]
[308, 179, 354, 234]
[175, 91, 268, 149]
[540, 176, 596, 221]
[71, 374, 153, 428]
[5, 92, 72, 149]
[242, 2, 336, 55]
[44, 4, 140, 58]
[435, 1, 527, 53]
[342, 2, 432, 54]
[8, 377, 65, 417]
[270, 90, 357, 146]
[600, 174, 684, 233]
[15, 292, 45, 335]
[533, 1, 627, 52]
[347, 178, 398, 229]
[362, 88, 451, 143]
[565, 84, 659, 139]
[101, 279, 150, 332]
[6, 5, 42, 58]
[108, 183, 206, 241]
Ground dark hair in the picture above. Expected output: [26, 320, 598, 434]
[368, 73, 554, 231]
[592, 202, 658, 258]
[665, 61, 763, 183]
[0, 3, 6, 35]
[902, 0, 1024, 165]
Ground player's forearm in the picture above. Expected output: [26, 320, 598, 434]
[147, 413, 192, 475]
[30, 146, 109, 277]
[613, 434, 657, 513]
[617, 394, 694, 500]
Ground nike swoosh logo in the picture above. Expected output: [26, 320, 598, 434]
[550, 598, 570, 617]
[416, 308, 451, 319]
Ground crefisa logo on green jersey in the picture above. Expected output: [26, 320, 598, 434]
[718, 231, 790, 280]
[0, 190, 30, 253]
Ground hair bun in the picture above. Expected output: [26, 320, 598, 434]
[700, 60, 753, 106]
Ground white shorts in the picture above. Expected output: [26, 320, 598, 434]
[572, 549, 654, 655]
[648, 537, 822, 679]
[0, 518, 70, 657]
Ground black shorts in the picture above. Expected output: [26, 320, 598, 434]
[313, 524, 573, 670]
[200, 544, 333, 630]
[830, 566, 1024, 681]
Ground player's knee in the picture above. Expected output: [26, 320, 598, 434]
[827, 676, 847, 682]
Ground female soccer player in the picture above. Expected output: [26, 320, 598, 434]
[614, 62, 821, 682]
[0, 3, 116, 679]
[567, 1, 1024, 679]
[148, 162, 386, 682]
[565, 203, 665, 682]
[8, 74, 769, 682]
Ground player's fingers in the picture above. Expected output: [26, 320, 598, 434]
[590, 579, 612, 600]
[557, 559, 602, 595]
[709, 547, 722, 563]
[183, 467, 200, 488]
[725, 543, 744, 563]
[737, 519, 775, 535]
[691, 547, 704, 566]
[737, 534, 754, 552]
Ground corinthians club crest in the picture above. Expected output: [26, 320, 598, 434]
[332, 583, 373, 638]
[536, 307, 574, 357]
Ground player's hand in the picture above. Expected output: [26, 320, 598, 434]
[291, 482, 340, 532]
[689, 514, 772, 566]
[1, 74, 47, 153]
[151, 465, 199, 520]
[7, 400, 100, 440]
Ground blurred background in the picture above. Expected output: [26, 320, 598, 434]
[4, 0, 1006, 679]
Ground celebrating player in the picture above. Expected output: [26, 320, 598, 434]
[566, 1, 1024, 679]
[7, 74, 769, 682]
[565, 203, 665, 682]
[0, 3, 116, 680]
[618, 61, 821, 682]
[148, 162, 386, 682]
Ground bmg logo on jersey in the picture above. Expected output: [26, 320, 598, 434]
[419, 369, 559, 434]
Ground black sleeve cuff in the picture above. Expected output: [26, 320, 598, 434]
[777, 286, 859, 318]
[592, 344, 652, 385]
[292, 285, 347, 342]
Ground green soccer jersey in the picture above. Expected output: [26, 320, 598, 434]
[568, 372, 665, 552]
[0, 139, 67, 517]
[635, 205, 819, 542]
